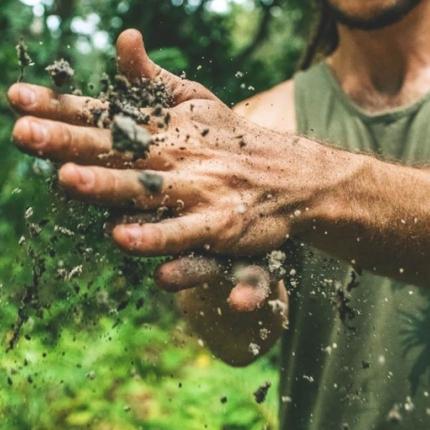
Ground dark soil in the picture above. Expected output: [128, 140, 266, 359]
[93, 73, 172, 128]
[45, 59, 75, 87]
[90, 73, 172, 187]
[333, 269, 361, 330]
[111, 114, 153, 159]
[253, 381, 271, 404]
[139, 172, 164, 194]
[16, 40, 34, 82]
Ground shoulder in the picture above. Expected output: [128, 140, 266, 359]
[233, 79, 296, 133]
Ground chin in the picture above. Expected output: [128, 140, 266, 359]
[326, 0, 422, 30]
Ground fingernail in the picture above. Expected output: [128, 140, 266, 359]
[76, 167, 95, 188]
[29, 121, 48, 147]
[18, 86, 36, 107]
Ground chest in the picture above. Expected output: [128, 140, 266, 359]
[301, 102, 430, 163]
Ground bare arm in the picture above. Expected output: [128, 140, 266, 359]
[298, 149, 430, 285]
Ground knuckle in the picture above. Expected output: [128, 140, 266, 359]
[12, 117, 30, 144]
[59, 123, 72, 151]
[143, 225, 166, 251]
[108, 170, 120, 198]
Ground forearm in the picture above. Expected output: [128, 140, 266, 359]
[176, 281, 287, 366]
[296, 140, 430, 285]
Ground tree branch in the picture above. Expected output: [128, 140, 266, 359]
[234, 0, 280, 66]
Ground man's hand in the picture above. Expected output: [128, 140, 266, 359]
[160, 255, 288, 366]
[9, 77, 317, 260]
[8, 30, 289, 361]
[8, 30, 323, 259]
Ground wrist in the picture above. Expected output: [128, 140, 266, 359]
[288, 139, 372, 242]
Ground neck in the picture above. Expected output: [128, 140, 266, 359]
[327, 2, 430, 110]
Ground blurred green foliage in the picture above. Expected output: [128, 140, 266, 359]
[0, 0, 312, 428]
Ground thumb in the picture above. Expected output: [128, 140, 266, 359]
[116, 28, 160, 81]
[116, 29, 218, 105]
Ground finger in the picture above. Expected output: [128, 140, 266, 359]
[112, 212, 219, 256]
[58, 163, 194, 209]
[12, 116, 172, 169]
[8, 83, 105, 126]
[116, 29, 217, 105]
[155, 256, 223, 292]
[228, 265, 271, 313]
[228, 284, 269, 313]
[13, 116, 111, 164]
[116, 28, 160, 81]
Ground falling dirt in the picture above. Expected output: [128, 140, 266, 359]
[45, 59, 75, 87]
[253, 381, 271, 404]
[7, 46, 178, 350]
[16, 40, 34, 82]
[111, 114, 153, 159]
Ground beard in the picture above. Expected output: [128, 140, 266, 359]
[325, 0, 422, 30]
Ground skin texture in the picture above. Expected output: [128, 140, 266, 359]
[7, 0, 430, 364]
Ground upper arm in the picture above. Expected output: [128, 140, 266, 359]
[233, 80, 296, 134]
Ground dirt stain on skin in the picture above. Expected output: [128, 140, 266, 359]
[112, 114, 153, 159]
[139, 172, 164, 194]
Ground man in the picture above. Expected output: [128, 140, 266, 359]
[7, 0, 430, 427]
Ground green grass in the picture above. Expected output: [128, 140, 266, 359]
[0, 318, 279, 429]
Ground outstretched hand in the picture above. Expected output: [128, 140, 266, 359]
[8, 29, 298, 312]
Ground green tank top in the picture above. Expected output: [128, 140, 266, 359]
[280, 62, 430, 430]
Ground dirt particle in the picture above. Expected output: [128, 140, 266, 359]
[267, 250, 287, 277]
[404, 396, 414, 412]
[302, 374, 314, 383]
[387, 404, 402, 423]
[259, 328, 270, 341]
[248, 342, 261, 356]
[135, 297, 145, 310]
[138, 172, 164, 194]
[98, 74, 172, 127]
[16, 39, 34, 81]
[45, 59, 75, 87]
[253, 381, 271, 404]
[112, 115, 153, 159]
[86, 370, 96, 380]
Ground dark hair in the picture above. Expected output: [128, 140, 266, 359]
[299, 1, 339, 70]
